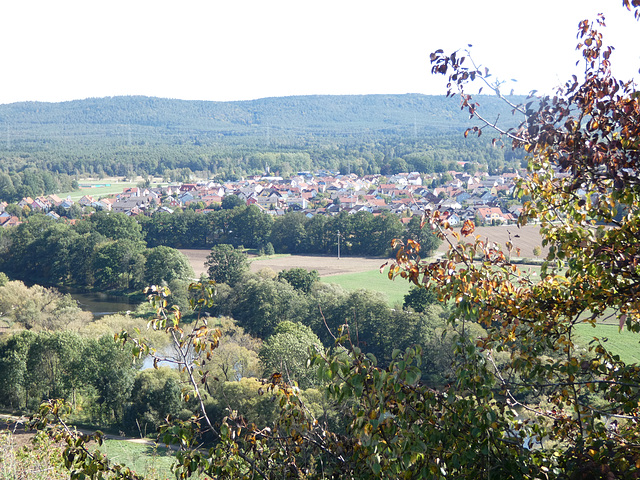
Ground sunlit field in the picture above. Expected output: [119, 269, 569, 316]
[321, 267, 411, 307]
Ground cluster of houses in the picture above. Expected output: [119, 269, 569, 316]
[0, 169, 527, 228]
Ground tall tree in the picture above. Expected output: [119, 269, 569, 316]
[78, 335, 139, 423]
[25, 332, 83, 409]
[144, 246, 195, 286]
[269, 212, 308, 253]
[229, 276, 308, 339]
[259, 321, 322, 389]
[0, 330, 36, 408]
[88, 211, 144, 242]
[277, 268, 319, 293]
[221, 194, 245, 210]
[229, 205, 273, 248]
[206, 244, 249, 286]
[91, 239, 146, 290]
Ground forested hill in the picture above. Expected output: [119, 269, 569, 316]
[0, 94, 526, 141]
[0, 94, 528, 186]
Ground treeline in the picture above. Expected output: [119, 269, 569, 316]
[0, 94, 526, 140]
[0, 168, 77, 203]
[0, 329, 137, 421]
[0, 213, 194, 292]
[0, 135, 520, 189]
[141, 205, 441, 257]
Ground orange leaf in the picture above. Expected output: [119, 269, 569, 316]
[461, 220, 475, 236]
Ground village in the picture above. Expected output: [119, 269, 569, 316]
[0, 168, 528, 228]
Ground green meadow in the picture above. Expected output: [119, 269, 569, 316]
[97, 439, 188, 480]
[59, 182, 140, 201]
[323, 266, 640, 366]
[58, 177, 171, 201]
[97, 440, 174, 479]
[320, 262, 545, 309]
[321, 268, 412, 307]
[574, 322, 640, 365]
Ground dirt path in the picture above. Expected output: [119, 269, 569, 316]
[0, 414, 175, 450]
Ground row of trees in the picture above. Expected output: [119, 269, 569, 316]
[0, 212, 194, 292]
[0, 168, 77, 203]
[0, 206, 440, 294]
[141, 205, 440, 257]
[0, 331, 137, 419]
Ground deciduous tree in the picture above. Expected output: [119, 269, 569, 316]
[402, 284, 437, 313]
[205, 243, 249, 286]
[277, 267, 319, 293]
[88, 211, 144, 242]
[385, 9, 640, 476]
[144, 245, 195, 285]
[259, 321, 322, 388]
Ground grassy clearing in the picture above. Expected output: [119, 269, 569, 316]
[58, 177, 170, 200]
[59, 182, 140, 201]
[320, 260, 548, 308]
[574, 322, 640, 365]
[320, 261, 545, 308]
[321, 268, 411, 307]
[320, 262, 640, 365]
[97, 440, 181, 480]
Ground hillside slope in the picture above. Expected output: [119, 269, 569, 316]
[0, 94, 526, 141]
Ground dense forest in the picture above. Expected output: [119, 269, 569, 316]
[0, 94, 526, 201]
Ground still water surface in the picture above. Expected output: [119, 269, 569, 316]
[65, 290, 139, 317]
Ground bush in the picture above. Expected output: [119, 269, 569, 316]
[264, 242, 275, 256]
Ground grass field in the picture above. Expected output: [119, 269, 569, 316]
[0, 423, 192, 480]
[318, 261, 640, 365]
[97, 440, 181, 480]
[321, 267, 411, 307]
[574, 322, 640, 364]
[59, 182, 139, 201]
[58, 177, 167, 201]
[318, 259, 548, 308]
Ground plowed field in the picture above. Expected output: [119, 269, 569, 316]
[179, 250, 388, 278]
[180, 224, 545, 278]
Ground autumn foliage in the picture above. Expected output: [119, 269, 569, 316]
[390, 9, 640, 477]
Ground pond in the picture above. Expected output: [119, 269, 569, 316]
[64, 290, 140, 317]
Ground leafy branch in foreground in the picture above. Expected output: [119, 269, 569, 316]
[30, 399, 145, 480]
[390, 10, 640, 477]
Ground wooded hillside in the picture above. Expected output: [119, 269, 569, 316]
[0, 94, 525, 140]
[0, 94, 526, 186]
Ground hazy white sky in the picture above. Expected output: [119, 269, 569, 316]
[0, 0, 638, 104]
